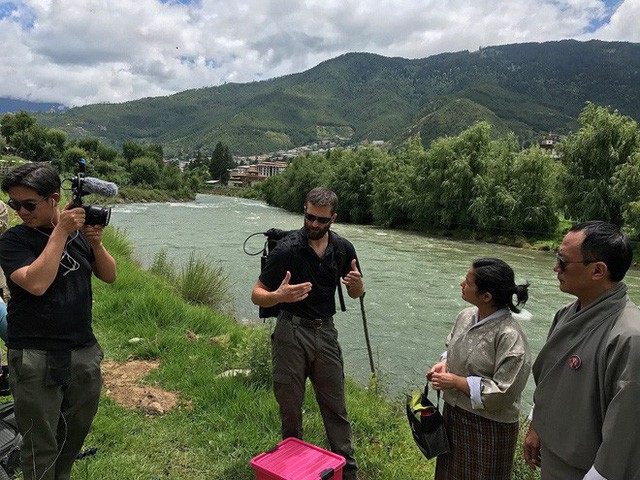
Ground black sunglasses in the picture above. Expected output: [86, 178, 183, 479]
[555, 253, 597, 271]
[304, 212, 332, 224]
[8, 197, 47, 212]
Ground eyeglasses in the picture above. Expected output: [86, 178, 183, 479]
[304, 212, 332, 224]
[8, 197, 47, 212]
[555, 253, 597, 271]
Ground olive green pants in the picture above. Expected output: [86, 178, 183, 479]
[8, 343, 103, 480]
[272, 313, 357, 479]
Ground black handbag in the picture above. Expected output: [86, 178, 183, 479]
[406, 382, 451, 459]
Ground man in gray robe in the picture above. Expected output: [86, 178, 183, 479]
[524, 221, 640, 480]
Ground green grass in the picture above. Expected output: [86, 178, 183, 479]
[150, 249, 232, 310]
[72, 228, 437, 479]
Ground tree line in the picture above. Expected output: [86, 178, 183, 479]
[0, 111, 235, 198]
[256, 103, 640, 238]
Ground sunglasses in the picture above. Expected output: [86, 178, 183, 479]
[555, 253, 597, 271]
[8, 197, 47, 212]
[304, 212, 332, 224]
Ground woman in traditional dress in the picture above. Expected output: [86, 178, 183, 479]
[428, 258, 531, 479]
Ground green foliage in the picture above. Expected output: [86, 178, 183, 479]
[328, 148, 379, 223]
[0, 115, 201, 201]
[410, 122, 491, 228]
[209, 141, 235, 184]
[184, 165, 210, 191]
[260, 154, 332, 212]
[370, 137, 420, 227]
[130, 156, 161, 186]
[160, 164, 185, 191]
[559, 103, 640, 225]
[258, 122, 560, 235]
[59, 145, 89, 173]
[223, 324, 273, 388]
[122, 140, 145, 163]
[470, 138, 560, 234]
[150, 248, 177, 283]
[510, 147, 560, 233]
[10, 123, 66, 162]
[76, 137, 101, 153]
[1, 110, 36, 143]
[176, 252, 231, 310]
[149, 249, 231, 311]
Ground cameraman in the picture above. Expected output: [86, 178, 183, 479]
[0, 162, 116, 480]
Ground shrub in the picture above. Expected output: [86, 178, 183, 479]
[150, 248, 177, 283]
[224, 323, 273, 388]
[176, 252, 231, 310]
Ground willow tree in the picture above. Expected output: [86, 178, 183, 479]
[509, 146, 561, 234]
[328, 148, 380, 224]
[470, 135, 519, 231]
[559, 103, 640, 225]
[410, 122, 491, 229]
[612, 151, 640, 236]
[370, 136, 420, 227]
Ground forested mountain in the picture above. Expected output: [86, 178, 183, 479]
[35, 40, 640, 155]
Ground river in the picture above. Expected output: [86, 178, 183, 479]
[110, 194, 640, 407]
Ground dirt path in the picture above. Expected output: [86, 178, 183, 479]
[102, 359, 190, 415]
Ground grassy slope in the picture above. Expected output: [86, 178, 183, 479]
[76, 228, 437, 479]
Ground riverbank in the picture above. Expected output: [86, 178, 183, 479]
[205, 187, 640, 262]
[203, 186, 565, 250]
[79, 228, 446, 479]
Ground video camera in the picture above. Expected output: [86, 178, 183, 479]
[67, 158, 118, 226]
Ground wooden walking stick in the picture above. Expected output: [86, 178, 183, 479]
[359, 292, 376, 377]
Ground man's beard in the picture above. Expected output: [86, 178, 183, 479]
[304, 221, 331, 240]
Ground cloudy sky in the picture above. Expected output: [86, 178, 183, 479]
[0, 0, 637, 107]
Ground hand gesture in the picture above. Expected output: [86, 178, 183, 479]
[275, 271, 312, 303]
[342, 259, 363, 290]
[56, 202, 86, 235]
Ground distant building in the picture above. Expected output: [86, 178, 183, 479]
[256, 161, 287, 177]
[228, 161, 288, 187]
[540, 133, 562, 159]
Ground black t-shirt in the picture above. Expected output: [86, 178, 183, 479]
[0, 225, 96, 350]
[259, 228, 359, 319]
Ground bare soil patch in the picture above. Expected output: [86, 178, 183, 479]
[102, 359, 190, 415]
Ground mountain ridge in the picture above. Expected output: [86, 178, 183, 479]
[28, 39, 640, 155]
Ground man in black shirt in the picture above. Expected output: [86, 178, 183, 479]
[0, 163, 117, 480]
[252, 187, 364, 480]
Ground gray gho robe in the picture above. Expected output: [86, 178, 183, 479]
[444, 306, 532, 423]
[532, 282, 640, 480]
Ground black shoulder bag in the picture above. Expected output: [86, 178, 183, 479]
[406, 382, 451, 459]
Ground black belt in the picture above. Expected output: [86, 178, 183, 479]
[280, 311, 333, 329]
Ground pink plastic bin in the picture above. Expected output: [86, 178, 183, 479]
[251, 438, 345, 480]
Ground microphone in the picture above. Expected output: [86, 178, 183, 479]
[81, 177, 119, 198]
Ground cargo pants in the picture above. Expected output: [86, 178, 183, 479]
[272, 312, 358, 480]
[8, 343, 103, 480]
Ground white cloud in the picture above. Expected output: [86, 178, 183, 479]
[593, 0, 640, 41]
[0, 0, 635, 106]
